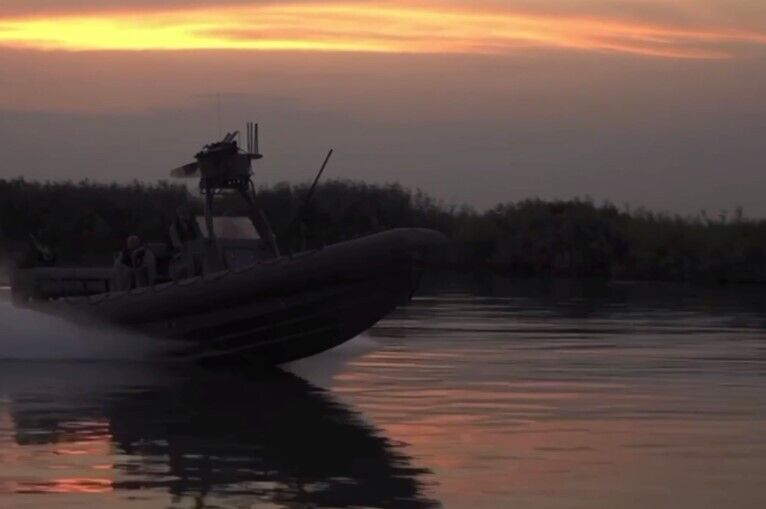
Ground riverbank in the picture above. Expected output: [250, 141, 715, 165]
[2, 178, 766, 284]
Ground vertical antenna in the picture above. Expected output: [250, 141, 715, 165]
[216, 93, 222, 138]
[246, 122, 252, 153]
[254, 123, 259, 155]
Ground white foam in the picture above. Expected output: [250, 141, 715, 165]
[0, 301, 172, 361]
[285, 334, 381, 388]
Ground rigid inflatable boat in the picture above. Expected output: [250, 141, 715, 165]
[9, 125, 446, 363]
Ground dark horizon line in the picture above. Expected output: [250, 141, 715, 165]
[0, 175, 758, 223]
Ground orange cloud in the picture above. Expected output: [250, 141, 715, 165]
[0, 2, 764, 58]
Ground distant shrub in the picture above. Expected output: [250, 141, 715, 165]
[2, 178, 766, 284]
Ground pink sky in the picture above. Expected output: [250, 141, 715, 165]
[0, 1, 765, 213]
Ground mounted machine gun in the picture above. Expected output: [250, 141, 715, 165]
[171, 123, 279, 261]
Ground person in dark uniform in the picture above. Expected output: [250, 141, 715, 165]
[169, 205, 203, 250]
[9, 234, 57, 305]
[16, 234, 57, 269]
[169, 205, 204, 279]
[114, 235, 156, 289]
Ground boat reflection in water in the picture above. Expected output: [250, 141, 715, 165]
[0, 362, 438, 508]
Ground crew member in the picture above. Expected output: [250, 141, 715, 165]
[169, 205, 204, 278]
[169, 205, 202, 249]
[114, 235, 156, 289]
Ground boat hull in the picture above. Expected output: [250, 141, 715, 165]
[23, 228, 446, 364]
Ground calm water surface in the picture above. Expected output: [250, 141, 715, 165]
[1, 280, 766, 508]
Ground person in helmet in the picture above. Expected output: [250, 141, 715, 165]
[169, 205, 204, 279]
[169, 205, 203, 249]
[114, 235, 156, 289]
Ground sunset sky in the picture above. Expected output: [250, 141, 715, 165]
[1, 0, 765, 213]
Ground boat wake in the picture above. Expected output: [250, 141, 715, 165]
[0, 301, 172, 361]
[285, 334, 380, 388]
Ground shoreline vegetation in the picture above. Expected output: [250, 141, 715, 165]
[2, 178, 766, 285]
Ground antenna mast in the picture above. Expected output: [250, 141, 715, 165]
[216, 93, 222, 138]
[246, 122, 260, 156]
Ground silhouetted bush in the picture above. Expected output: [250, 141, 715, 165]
[2, 178, 766, 284]
[0, 179, 192, 265]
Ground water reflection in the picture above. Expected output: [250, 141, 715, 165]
[344, 291, 766, 508]
[4, 280, 766, 508]
[420, 272, 766, 321]
[0, 362, 438, 508]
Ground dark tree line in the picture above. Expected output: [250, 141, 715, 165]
[2, 178, 766, 284]
[0, 179, 189, 265]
